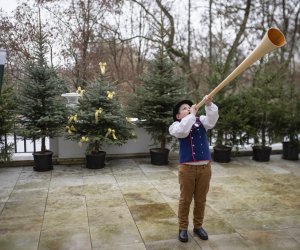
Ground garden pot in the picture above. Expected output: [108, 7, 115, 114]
[213, 145, 232, 163]
[282, 141, 299, 161]
[86, 151, 106, 169]
[33, 151, 53, 172]
[252, 146, 272, 162]
[150, 148, 169, 165]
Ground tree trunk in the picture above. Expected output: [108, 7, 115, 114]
[161, 129, 166, 150]
[41, 136, 46, 153]
[208, 0, 213, 76]
[262, 112, 266, 146]
[222, 0, 252, 78]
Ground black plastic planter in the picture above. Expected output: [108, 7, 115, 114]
[252, 146, 272, 162]
[86, 151, 106, 169]
[213, 145, 232, 163]
[150, 148, 169, 165]
[282, 141, 299, 161]
[33, 151, 53, 171]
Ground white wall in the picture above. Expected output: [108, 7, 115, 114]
[50, 126, 155, 158]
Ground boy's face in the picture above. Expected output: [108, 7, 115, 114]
[176, 103, 191, 121]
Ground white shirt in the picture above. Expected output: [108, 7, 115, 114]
[169, 103, 219, 165]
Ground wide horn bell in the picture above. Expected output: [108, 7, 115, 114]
[196, 27, 286, 109]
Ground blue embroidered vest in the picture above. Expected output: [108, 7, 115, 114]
[178, 118, 211, 164]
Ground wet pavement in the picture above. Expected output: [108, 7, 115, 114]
[0, 155, 299, 250]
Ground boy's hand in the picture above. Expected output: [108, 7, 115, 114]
[203, 95, 212, 106]
[190, 104, 199, 115]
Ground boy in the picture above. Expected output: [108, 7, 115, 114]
[169, 95, 219, 242]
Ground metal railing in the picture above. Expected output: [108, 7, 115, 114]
[2, 133, 49, 154]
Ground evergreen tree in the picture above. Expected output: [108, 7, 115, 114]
[245, 62, 284, 147]
[0, 86, 16, 161]
[127, 51, 184, 150]
[17, 10, 68, 153]
[66, 64, 135, 154]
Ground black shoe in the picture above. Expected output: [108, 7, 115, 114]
[193, 227, 208, 240]
[179, 229, 188, 242]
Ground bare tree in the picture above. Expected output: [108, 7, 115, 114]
[0, 2, 54, 85]
[42, 0, 123, 89]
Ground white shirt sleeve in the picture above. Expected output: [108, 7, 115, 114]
[199, 103, 219, 130]
[169, 114, 196, 138]
[169, 103, 219, 138]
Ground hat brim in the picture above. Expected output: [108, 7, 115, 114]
[173, 100, 193, 121]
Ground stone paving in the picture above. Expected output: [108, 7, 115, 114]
[0, 155, 299, 250]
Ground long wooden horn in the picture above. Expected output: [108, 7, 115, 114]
[196, 27, 286, 109]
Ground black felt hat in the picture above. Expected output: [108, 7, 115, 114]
[173, 100, 193, 121]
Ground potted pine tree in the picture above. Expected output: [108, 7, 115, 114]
[0, 86, 16, 162]
[127, 51, 184, 165]
[212, 95, 233, 163]
[17, 18, 68, 171]
[272, 79, 299, 161]
[213, 93, 250, 162]
[247, 65, 282, 162]
[280, 100, 300, 161]
[66, 63, 135, 169]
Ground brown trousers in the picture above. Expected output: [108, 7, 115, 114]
[178, 163, 211, 230]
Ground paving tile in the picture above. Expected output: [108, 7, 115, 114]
[143, 171, 178, 181]
[87, 204, 134, 226]
[238, 229, 300, 250]
[208, 194, 254, 214]
[203, 215, 236, 235]
[194, 233, 253, 250]
[145, 238, 201, 249]
[109, 160, 140, 174]
[38, 228, 91, 250]
[51, 165, 84, 177]
[156, 187, 179, 203]
[86, 196, 126, 208]
[93, 243, 146, 250]
[1, 200, 46, 217]
[211, 175, 252, 187]
[129, 203, 176, 222]
[167, 201, 179, 216]
[0, 188, 12, 202]
[239, 195, 292, 212]
[46, 196, 87, 212]
[262, 210, 300, 229]
[135, 218, 178, 242]
[83, 174, 117, 184]
[139, 163, 173, 173]
[8, 188, 48, 202]
[0, 215, 43, 234]
[220, 210, 280, 231]
[0, 172, 21, 189]
[82, 166, 113, 176]
[89, 222, 143, 247]
[114, 172, 149, 183]
[0, 231, 40, 250]
[50, 176, 84, 187]
[48, 185, 84, 199]
[150, 179, 178, 190]
[118, 180, 154, 193]
[18, 170, 51, 181]
[14, 180, 50, 190]
[287, 227, 300, 244]
[222, 183, 263, 197]
[42, 208, 89, 231]
[0, 202, 5, 213]
[83, 183, 124, 201]
[276, 193, 300, 209]
[123, 189, 166, 206]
